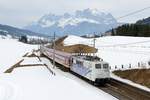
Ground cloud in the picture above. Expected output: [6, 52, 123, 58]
[0, 0, 149, 27]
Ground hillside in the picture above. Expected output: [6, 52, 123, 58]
[113, 24, 150, 37]
[109, 17, 150, 37]
[62, 35, 150, 70]
[47, 36, 97, 53]
[0, 24, 45, 38]
[110, 16, 150, 37]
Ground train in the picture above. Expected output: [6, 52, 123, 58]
[40, 45, 110, 84]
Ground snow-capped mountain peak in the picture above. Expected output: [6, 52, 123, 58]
[80, 8, 107, 16]
[57, 17, 100, 28]
[25, 8, 118, 36]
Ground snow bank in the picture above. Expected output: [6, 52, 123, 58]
[64, 35, 91, 46]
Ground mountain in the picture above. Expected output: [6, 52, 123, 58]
[136, 17, 150, 25]
[25, 8, 118, 36]
[0, 24, 46, 38]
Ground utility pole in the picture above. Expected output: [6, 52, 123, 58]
[93, 32, 96, 56]
[38, 36, 40, 51]
[53, 32, 56, 69]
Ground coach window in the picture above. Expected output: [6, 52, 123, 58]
[95, 64, 101, 69]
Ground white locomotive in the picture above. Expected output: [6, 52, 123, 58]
[40, 46, 110, 84]
[71, 55, 110, 83]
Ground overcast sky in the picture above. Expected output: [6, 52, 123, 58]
[0, 0, 150, 28]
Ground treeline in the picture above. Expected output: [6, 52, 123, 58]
[112, 24, 150, 37]
[136, 17, 150, 25]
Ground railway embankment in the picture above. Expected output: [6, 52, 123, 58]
[113, 69, 150, 88]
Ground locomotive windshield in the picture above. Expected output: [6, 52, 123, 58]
[103, 64, 109, 69]
[95, 64, 101, 69]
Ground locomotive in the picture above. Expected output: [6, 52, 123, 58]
[40, 46, 110, 84]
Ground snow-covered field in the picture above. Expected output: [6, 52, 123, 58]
[0, 62, 117, 100]
[64, 35, 150, 70]
[1, 35, 150, 100]
[21, 57, 43, 65]
[0, 38, 37, 73]
[0, 38, 117, 100]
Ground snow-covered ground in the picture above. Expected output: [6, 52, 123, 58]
[0, 38, 117, 100]
[1, 35, 150, 100]
[64, 35, 150, 70]
[20, 57, 43, 65]
[0, 38, 37, 73]
[0, 62, 117, 100]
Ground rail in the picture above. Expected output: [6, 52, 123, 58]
[100, 78, 150, 100]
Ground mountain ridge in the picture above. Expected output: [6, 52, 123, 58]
[25, 8, 118, 36]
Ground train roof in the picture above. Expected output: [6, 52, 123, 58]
[42, 46, 72, 58]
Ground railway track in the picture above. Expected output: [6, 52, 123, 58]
[65, 66, 150, 100]
[40, 48, 150, 100]
[99, 78, 150, 100]
[42, 55, 150, 100]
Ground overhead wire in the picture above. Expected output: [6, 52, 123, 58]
[116, 6, 150, 20]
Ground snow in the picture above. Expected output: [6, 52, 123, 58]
[64, 35, 150, 47]
[91, 9, 104, 16]
[0, 38, 117, 100]
[64, 35, 150, 70]
[0, 29, 8, 33]
[0, 38, 37, 73]
[58, 17, 99, 28]
[31, 8, 116, 29]
[0, 34, 12, 39]
[37, 57, 117, 100]
[20, 57, 43, 65]
[64, 35, 91, 46]
[0, 60, 117, 100]
[1, 35, 150, 100]
[86, 8, 109, 16]
[40, 19, 55, 27]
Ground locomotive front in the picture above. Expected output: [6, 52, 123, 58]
[93, 61, 110, 83]
[71, 55, 110, 84]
